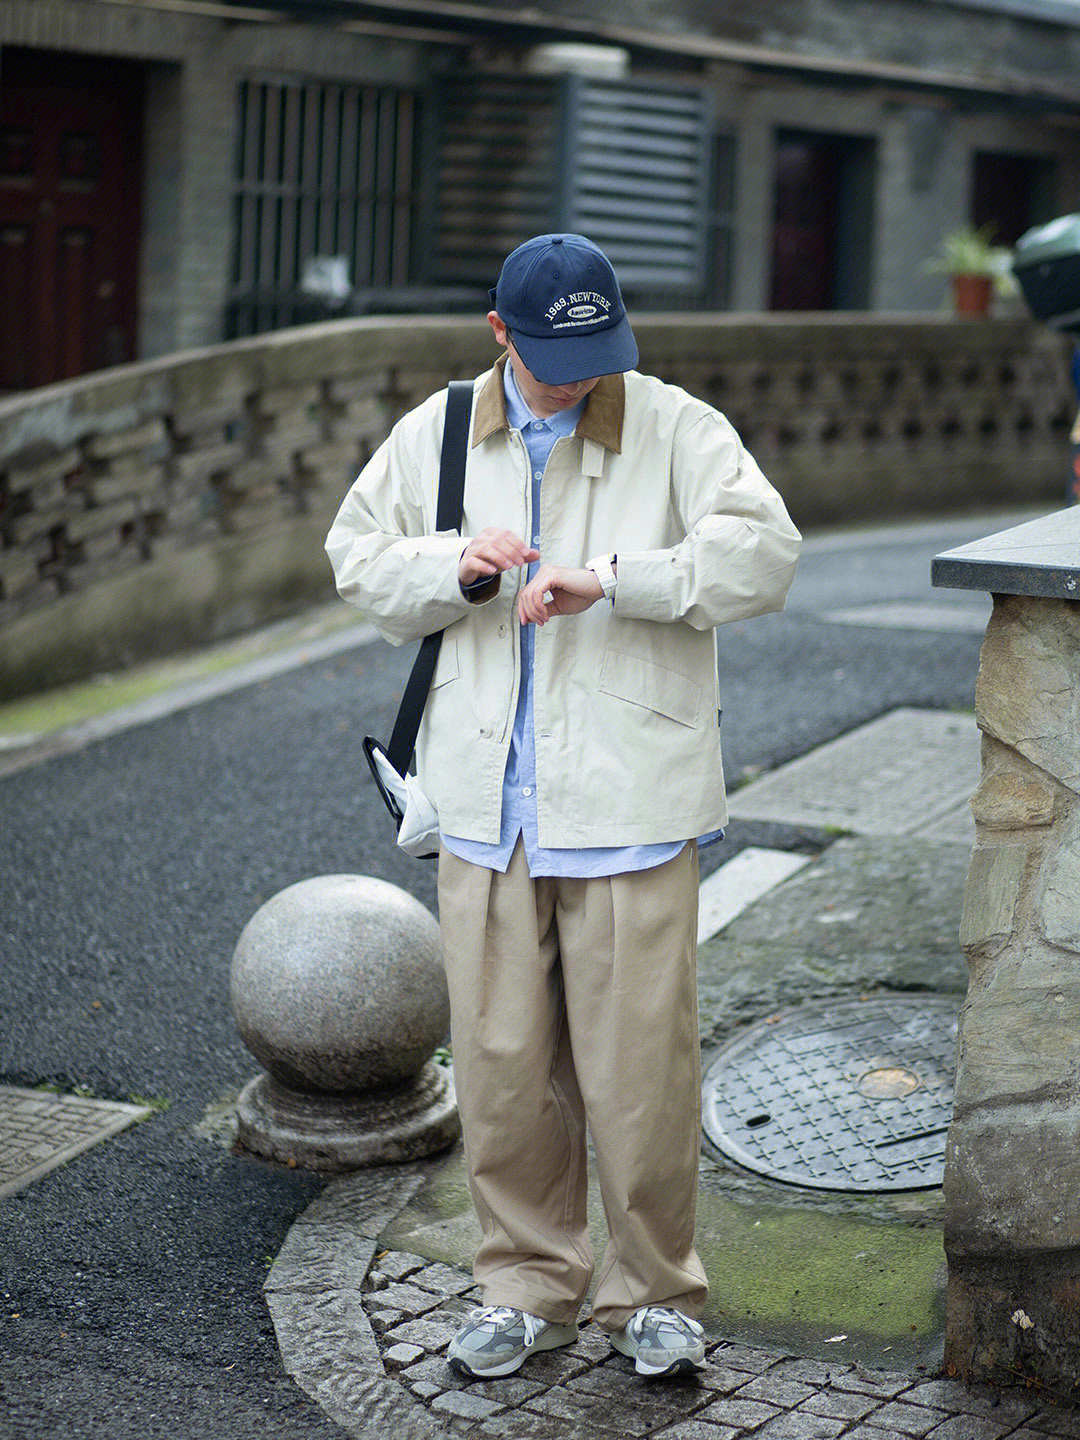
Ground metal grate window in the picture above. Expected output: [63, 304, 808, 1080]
[228, 77, 418, 337]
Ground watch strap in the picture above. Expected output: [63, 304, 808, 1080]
[586, 552, 617, 602]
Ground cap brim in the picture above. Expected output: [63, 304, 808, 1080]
[511, 314, 639, 385]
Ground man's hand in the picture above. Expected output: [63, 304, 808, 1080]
[458, 527, 539, 588]
[518, 565, 604, 626]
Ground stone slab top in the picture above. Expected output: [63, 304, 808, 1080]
[931, 507, 1080, 600]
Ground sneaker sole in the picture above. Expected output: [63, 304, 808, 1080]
[632, 1353, 706, 1378]
[609, 1331, 706, 1378]
[447, 1323, 578, 1380]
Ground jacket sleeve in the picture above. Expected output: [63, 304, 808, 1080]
[613, 407, 801, 629]
[324, 401, 477, 647]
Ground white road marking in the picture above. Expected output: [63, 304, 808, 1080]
[698, 846, 814, 942]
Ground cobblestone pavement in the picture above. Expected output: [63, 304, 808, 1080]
[264, 1174, 1078, 1440]
[258, 808, 1080, 1440]
[362, 1248, 1074, 1440]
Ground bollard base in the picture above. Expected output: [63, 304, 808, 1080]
[235, 1061, 459, 1170]
[945, 1249, 1080, 1396]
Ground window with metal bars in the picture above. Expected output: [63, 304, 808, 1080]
[227, 77, 418, 337]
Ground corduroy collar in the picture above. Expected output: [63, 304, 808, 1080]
[471, 353, 625, 454]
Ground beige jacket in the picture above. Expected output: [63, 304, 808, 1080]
[325, 359, 801, 847]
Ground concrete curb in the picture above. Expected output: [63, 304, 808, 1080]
[0, 617, 377, 779]
[264, 1167, 445, 1440]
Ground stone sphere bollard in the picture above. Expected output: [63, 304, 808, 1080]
[230, 874, 459, 1169]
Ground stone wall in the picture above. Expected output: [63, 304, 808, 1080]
[0, 315, 1073, 697]
[945, 592, 1080, 1388]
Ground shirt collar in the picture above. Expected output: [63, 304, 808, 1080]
[503, 357, 584, 437]
[472, 353, 626, 454]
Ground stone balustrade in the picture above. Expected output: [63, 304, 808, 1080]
[0, 314, 1072, 698]
[933, 510, 1080, 1391]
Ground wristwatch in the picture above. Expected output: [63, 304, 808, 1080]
[586, 552, 617, 604]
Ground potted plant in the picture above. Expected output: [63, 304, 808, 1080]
[925, 224, 1018, 316]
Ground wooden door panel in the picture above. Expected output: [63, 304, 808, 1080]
[0, 60, 140, 390]
[0, 224, 34, 386]
[56, 227, 95, 379]
[771, 133, 839, 311]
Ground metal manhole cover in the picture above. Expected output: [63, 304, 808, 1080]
[702, 995, 958, 1192]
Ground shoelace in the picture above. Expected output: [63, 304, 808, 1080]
[631, 1305, 704, 1338]
[468, 1305, 544, 1345]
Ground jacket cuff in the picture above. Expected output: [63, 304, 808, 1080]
[395, 531, 480, 613]
[611, 549, 686, 622]
[460, 573, 502, 605]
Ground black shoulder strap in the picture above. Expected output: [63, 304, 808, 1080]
[386, 380, 474, 775]
[436, 380, 473, 531]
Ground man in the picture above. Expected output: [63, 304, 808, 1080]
[325, 234, 800, 1381]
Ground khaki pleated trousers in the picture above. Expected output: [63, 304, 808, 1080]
[436, 838, 708, 1332]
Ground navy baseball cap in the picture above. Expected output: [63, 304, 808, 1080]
[489, 233, 638, 385]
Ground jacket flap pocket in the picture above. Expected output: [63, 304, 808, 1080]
[431, 632, 459, 688]
[597, 649, 701, 728]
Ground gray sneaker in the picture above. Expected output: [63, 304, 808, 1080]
[447, 1305, 578, 1379]
[609, 1305, 706, 1377]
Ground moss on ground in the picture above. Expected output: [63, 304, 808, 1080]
[380, 1143, 946, 1371]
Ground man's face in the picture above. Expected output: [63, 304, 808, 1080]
[487, 312, 600, 419]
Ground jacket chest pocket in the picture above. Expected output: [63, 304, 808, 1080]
[597, 649, 702, 729]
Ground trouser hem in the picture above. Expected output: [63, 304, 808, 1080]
[481, 1288, 584, 1329]
[593, 1288, 709, 1334]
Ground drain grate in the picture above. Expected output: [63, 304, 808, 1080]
[0, 1086, 151, 1200]
[702, 995, 958, 1192]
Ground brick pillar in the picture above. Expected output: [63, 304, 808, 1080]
[175, 37, 235, 351]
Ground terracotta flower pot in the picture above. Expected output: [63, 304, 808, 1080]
[951, 273, 994, 316]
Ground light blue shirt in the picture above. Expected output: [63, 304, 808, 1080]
[442, 362, 721, 877]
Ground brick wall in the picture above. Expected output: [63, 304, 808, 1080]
[0, 2, 430, 361]
[0, 315, 1073, 697]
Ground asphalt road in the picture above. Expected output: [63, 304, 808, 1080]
[0, 510, 1017, 1439]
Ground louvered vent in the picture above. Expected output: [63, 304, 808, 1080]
[430, 73, 561, 285]
[429, 72, 711, 305]
[565, 78, 709, 296]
